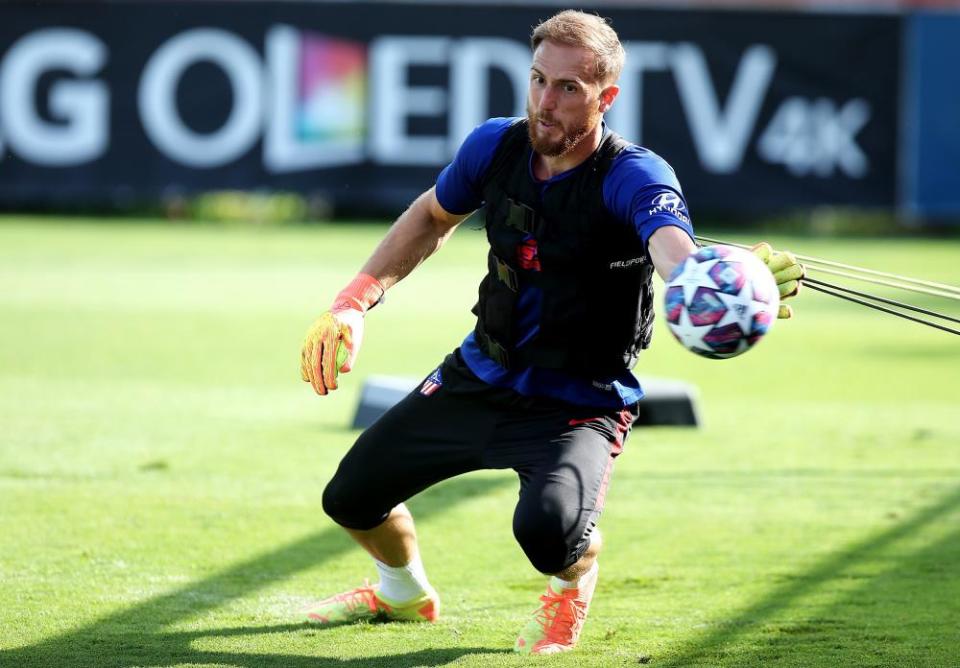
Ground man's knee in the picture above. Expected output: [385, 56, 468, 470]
[321, 472, 387, 530]
[513, 508, 582, 574]
[321, 473, 351, 525]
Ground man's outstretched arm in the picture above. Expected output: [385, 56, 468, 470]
[358, 187, 470, 290]
[647, 226, 804, 320]
[648, 225, 697, 281]
[301, 188, 471, 396]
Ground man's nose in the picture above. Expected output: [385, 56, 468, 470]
[538, 87, 558, 111]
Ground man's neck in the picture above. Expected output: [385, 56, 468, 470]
[532, 122, 604, 181]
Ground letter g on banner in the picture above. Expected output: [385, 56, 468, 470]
[0, 28, 108, 166]
[139, 28, 262, 168]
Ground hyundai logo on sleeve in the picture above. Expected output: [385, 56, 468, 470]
[648, 192, 691, 224]
[653, 192, 682, 210]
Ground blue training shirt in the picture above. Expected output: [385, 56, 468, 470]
[435, 117, 695, 408]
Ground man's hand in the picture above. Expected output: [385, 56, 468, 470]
[751, 242, 805, 319]
[300, 308, 364, 395]
[301, 273, 384, 396]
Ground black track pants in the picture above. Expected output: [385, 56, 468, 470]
[322, 350, 637, 574]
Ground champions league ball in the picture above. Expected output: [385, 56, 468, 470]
[664, 245, 779, 359]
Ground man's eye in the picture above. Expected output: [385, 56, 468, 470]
[564, 85, 578, 93]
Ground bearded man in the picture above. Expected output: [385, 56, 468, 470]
[300, 9, 802, 655]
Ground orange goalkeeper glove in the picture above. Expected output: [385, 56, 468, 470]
[751, 242, 805, 319]
[300, 273, 384, 396]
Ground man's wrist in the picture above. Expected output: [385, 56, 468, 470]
[331, 273, 385, 313]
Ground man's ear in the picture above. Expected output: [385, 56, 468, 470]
[599, 84, 620, 113]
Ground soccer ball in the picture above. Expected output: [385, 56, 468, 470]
[664, 245, 779, 359]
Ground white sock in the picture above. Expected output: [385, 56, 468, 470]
[374, 554, 432, 603]
[550, 561, 598, 591]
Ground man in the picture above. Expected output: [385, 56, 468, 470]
[300, 10, 802, 655]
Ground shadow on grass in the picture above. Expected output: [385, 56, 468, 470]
[3, 473, 514, 668]
[185, 648, 513, 668]
[726, 524, 960, 667]
[658, 484, 960, 668]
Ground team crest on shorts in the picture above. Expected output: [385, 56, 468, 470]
[419, 367, 443, 396]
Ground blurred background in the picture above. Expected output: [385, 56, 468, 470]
[2, 3, 960, 666]
[0, 0, 957, 227]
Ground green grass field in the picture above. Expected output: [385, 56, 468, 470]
[1, 216, 958, 667]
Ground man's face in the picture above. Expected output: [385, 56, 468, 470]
[526, 40, 615, 157]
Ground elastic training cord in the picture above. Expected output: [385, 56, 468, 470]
[803, 277, 960, 325]
[804, 283, 960, 336]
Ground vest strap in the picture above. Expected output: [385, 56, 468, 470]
[494, 254, 518, 291]
[475, 325, 511, 369]
[505, 198, 539, 235]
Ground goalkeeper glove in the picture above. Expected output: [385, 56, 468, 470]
[751, 242, 805, 319]
[300, 273, 384, 396]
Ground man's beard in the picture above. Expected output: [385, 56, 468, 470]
[526, 111, 592, 158]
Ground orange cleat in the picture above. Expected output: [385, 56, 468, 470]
[304, 580, 439, 625]
[514, 565, 599, 655]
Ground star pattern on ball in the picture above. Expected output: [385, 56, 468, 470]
[715, 277, 763, 334]
[676, 257, 722, 304]
[672, 303, 716, 353]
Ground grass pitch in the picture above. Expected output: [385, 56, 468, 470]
[1, 216, 958, 667]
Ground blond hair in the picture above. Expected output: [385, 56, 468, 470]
[530, 10, 625, 85]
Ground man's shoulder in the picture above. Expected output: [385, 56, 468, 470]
[436, 118, 525, 214]
[600, 138, 689, 225]
[606, 142, 681, 191]
[468, 117, 524, 146]
[453, 117, 524, 168]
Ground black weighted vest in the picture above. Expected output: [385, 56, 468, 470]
[472, 119, 655, 377]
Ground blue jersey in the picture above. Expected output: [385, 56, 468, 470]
[435, 118, 695, 408]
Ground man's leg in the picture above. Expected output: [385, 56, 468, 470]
[344, 502, 418, 566]
[306, 355, 494, 624]
[308, 485, 442, 625]
[339, 502, 436, 607]
[511, 407, 634, 654]
[553, 528, 602, 582]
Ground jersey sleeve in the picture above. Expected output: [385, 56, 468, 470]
[603, 146, 695, 249]
[435, 117, 518, 215]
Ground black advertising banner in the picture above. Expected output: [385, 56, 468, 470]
[0, 2, 901, 213]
